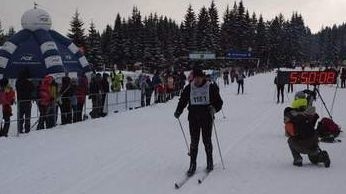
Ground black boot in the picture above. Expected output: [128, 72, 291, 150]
[187, 161, 196, 177]
[293, 157, 303, 167]
[206, 148, 213, 172]
[187, 149, 197, 177]
[289, 142, 303, 167]
[291, 150, 303, 167]
[319, 150, 330, 168]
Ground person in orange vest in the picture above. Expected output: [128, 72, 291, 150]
[0, 78, 15, 137]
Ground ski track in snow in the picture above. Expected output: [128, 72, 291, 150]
[0, 70, 345, 194]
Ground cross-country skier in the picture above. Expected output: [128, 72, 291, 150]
[174, 66, 223, 176]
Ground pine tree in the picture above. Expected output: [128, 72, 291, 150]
[182, 4, 197, 55]
[111, 14, 124, 69]
[6, 26, 16, 40]
[267, 14, 286, 67]
[249, 12, 257, 53]
[86, 21, 103, 70]
[128, 6, 144, 64]
[208, 0, 221, 55]
[196, 6, 212, 51]
[235, 0, 246, 50]
[221, 5, 237, 55]
[289, 13, 308, 64]
[67, 10, 87, 52]
[0, 20, 5, 45]
[255, 15, 267, 63]
[142, 14, 164, 70]
[242, 10, 252, 51]
[122, 19, 132, 65]
[100, 25, 113, 68]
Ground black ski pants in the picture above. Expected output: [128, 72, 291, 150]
[277, 85, 284, 103]
[18, 101, 32, 133]
[287, 84, 293, 93]
[188, 115, 213, 161]
[341, 79, 346, 88]
[60, 99, 72, 124]
[237, 80, 244, 94]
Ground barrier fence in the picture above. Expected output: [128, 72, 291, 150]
[0, 89, 142, 137]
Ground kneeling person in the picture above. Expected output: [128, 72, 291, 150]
[284, 91, 330, 167]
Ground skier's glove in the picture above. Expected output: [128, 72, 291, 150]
[174, 111, 181, 119]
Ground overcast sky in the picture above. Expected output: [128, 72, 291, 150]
[1, 0, 346, 34]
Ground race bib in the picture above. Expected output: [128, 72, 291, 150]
[190, 82, 210, 105]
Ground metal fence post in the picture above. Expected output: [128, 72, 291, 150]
[16, 101, 20, 137]
[125, 90, 128, 110]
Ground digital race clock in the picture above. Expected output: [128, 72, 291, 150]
[277, 70, 338, 85]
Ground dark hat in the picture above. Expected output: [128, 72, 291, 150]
[192, 66, 205, 77]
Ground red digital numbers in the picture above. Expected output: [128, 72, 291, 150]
[319, 72, 327, 84]
[289, 72, 299, 83]
[288, 71, 337, 84]
[308, 72, 317, 84]
[327, 72, 336, 84]
[301, 72, 309, 84]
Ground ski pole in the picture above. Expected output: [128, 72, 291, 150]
[177, 118, 190, 156]
[330, 84, 338, 117]
[213, 120, 225, 169]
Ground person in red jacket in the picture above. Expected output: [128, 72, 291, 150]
[0, 78, 15, 137]
[75, 74, 88, 122]
[37, 75, 54, 130]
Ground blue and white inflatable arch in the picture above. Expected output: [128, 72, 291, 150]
[0, 7, 91, 80]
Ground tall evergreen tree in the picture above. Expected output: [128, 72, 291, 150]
[0, 21, 5, 45]
[249, 12, 257, 52]
[267, 14, 285, 67]
[221, 4, 237, 55]
[128, 6, 144, 63]
[100, 25, 113, 68]
[235, 0, 246, 50]
[6, 26, 16, 40]
[86, 21, 103, 69]
[196, 6, 212, 51]
[122, 19, 132, 65]
[182, 4, 197, 55]
[289, 13, 308, 63]
[142, 13, 164, 69]
[208, 0, 221, 54]
[255, 15, 267, 63]
[67, 10, 87, 52]
[111, 14, 124, 68]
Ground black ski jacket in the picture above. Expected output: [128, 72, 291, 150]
[175, 80, 223, 120]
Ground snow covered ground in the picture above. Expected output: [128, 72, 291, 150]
[0, 70, 345, 194]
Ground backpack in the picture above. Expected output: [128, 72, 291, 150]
[316, 118, 341, 139]
[290, 114, 316, 138]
